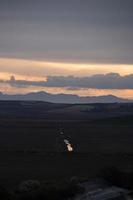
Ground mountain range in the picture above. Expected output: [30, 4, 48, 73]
[0, 91, 132, 103]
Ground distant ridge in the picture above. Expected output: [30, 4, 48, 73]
[0, 91, 132, 104]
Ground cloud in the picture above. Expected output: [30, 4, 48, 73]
[0, 0, 133, 64]
[1, 73, 133, 89]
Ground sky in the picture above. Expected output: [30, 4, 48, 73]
[0, 0, 133, 98]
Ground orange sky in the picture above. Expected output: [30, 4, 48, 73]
[0, 58, 133, 79]
[0, 58, 133, 99]
[0, 82, 133, 99]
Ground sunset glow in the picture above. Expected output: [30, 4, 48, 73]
[0, 0, 133, 100]
[0, 58, 133, 99]
[0, 58, 133, 78]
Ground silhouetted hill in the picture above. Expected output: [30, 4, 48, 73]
[0, 91, 132, 103]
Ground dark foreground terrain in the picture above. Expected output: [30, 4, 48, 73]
[0, 101, 133, 189]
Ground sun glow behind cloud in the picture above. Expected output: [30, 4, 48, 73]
[0, 58, 133, 79]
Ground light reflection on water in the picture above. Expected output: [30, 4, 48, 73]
[64, 139, 73, 152]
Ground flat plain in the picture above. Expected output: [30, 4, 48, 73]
[0, 101, 133, 188]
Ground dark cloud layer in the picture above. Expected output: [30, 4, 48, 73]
[0, 0, 133, 63]
[1, 73, 133, 89]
